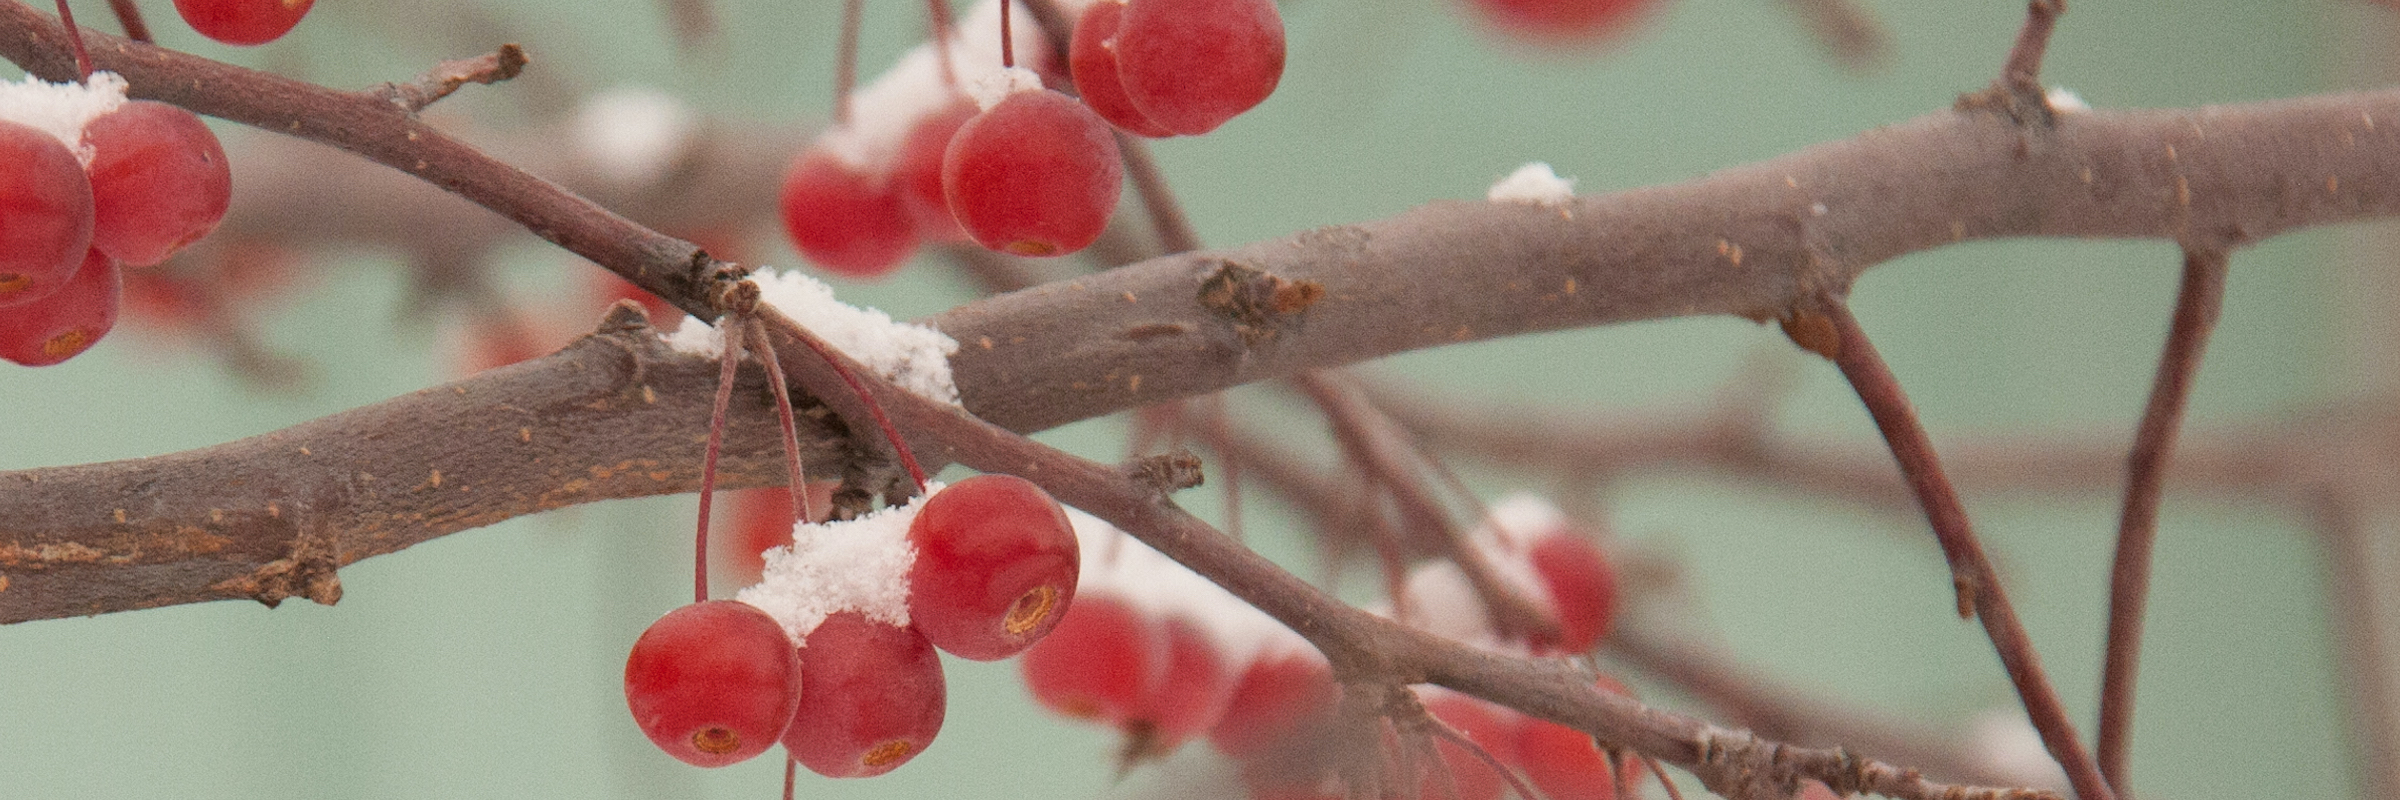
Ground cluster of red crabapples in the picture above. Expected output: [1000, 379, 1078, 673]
[623, 475, 1081, 779]
[0, 73, 231, 367]
[778, 0, 1285, 277]
[1020, 493, 1639, 800]
[172, 0, 318, 46]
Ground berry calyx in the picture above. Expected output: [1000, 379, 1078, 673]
[621, 600, 804, 768]
[172, 0, 316, 45]
[906, 474, 1080, 661]
[81, 101, 233, 267]
[0, 119, 96, 310]
[783, 611, 947, 778]
[1069, 1, 1175, 138]
[778, 146, 919, 278]
[0, 247, 119, 367]
[941, 84, 1123, 257]
[1114, 0, 1286, 135]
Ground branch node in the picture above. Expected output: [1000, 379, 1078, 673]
[1125, 450, 1206, 494]
[1198, 260, 1324, 348]
[595, 299, 657, 334]
[208, 519, 343, 609]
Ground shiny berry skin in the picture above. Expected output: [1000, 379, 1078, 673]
[906, 475, 1080, 661]
[82, 101, 233, 267]
[0, 248, 119, 367]
[783, 612, 947, 778]
[1021, 592, 1150, 723]
[172, 0, 316, 45]
[941, 88, 1122, 257]
[1115, 0, 1286, 135]
[0, 120, 96, 310]
[621, 600, 804, 768]
[778, 147, 918, 278]
[1070, 1, 1174, 138]
[1527, 532, 1619, 653]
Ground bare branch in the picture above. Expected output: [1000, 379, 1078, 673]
[372, 44, 529, 113]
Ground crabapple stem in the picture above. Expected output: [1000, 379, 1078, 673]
[743, 320, 816, 524]
[998, 0, 1014, 68]
[835, 0, 862, 126]
[695, 322, 746, 602]
[747, 300, 930, 493]
[105, 0, 151, 43]
[50, 0, 92, 80]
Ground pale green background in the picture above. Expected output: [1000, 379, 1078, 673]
[0, 0, 2382, 799]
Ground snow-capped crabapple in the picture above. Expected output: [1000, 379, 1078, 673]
[941, 86, 1123, 257]
[172, 0, 316, 46]
[1069, 1, 1175, 138]
[621, 600, 804, 768]
[81, 101, 233, 267]
[783, 611, 948, 778]
[1114, 0, 1286, 135]
[778, 147, 919, 278]
[0, 119, 96, 310]
[0, 247, 119, 367]
[905, 474, 1080, 661]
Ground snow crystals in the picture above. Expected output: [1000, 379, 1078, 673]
[0, 71, 127, 163]
[663, 267, 962, 405]
[1488, 161, 1576, 206]
[736, 483, 940, 642]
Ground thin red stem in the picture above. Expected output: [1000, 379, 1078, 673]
[694, 326, 744, 603]
[1425, 715, 1539, 800]
[1643, 755, 1687, 800]
[923, 0, 959, 90]
[2095, 246, 2227, 792]
[1817, 299, 2114, 800]
[744, 321, 817, 525]
[103, 0, 147, 43]
[50, 0, 91, 80]
[998, 0, 1014, 68]
[834, 0, 863, 126]
[747, 303, 931, 493]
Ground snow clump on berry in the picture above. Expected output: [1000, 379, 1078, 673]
[1391, 492, 1570, 646]
[965, 66, 1046, 111]
[0, 71, 128, 162]
[736, 484, 941, 642]
[816, 0, 1055, 174]
[663, 267, 961, 404]
[573, 85, 696, 187]
[1487, 162, 1575, 205]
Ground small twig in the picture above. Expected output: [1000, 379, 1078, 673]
[375, 44, 529, 113]
[2095, 246, 2228, 792]
[2311, 491, 2400, 800]
[1645, 755, 1687, 800]
[1117, 132, 1203, 254]
[1780, 0, 1890, 72]
[1998, 1, 2064, 108]
[1423, 711, 1541, 800]
[49, 0, 91, 80]
[1809, 298, 2112, 800]
[103, 0, 148, 43]
[923, 0, 959, 91]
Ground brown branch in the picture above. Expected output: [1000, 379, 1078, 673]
[2095, 246, 2229, 792]
[104, 0, 147, 43]
[2310, 491, 2400, 800]
[1809, 300, 2111, 800]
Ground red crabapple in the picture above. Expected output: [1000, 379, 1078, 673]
[892, 98, 978, 243]
[0, 248, 119, 367]
[783, 611, 947, 778]
[906, 475, 1080, 661]
[1512, 678, 1645, 800]
[778, 147, 919, 278]
[1209, 649, 1338, 760]
[1021, 592, 1150, 724]
[1127, 615, 1234, 756]
[941, 85, 1123, 257]
[81, 101, 233, 267]
[1069, 1, 1175, 138]
[621, 600, 804, 768]
[1416, 690, 1522, 800]
[1463, 0, 1655, 45]
[0, 119, 95, 310]
[1114, 0, 1286, 135]
[172, 0, 316, 45]
[1527, 532, 1620, 652]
